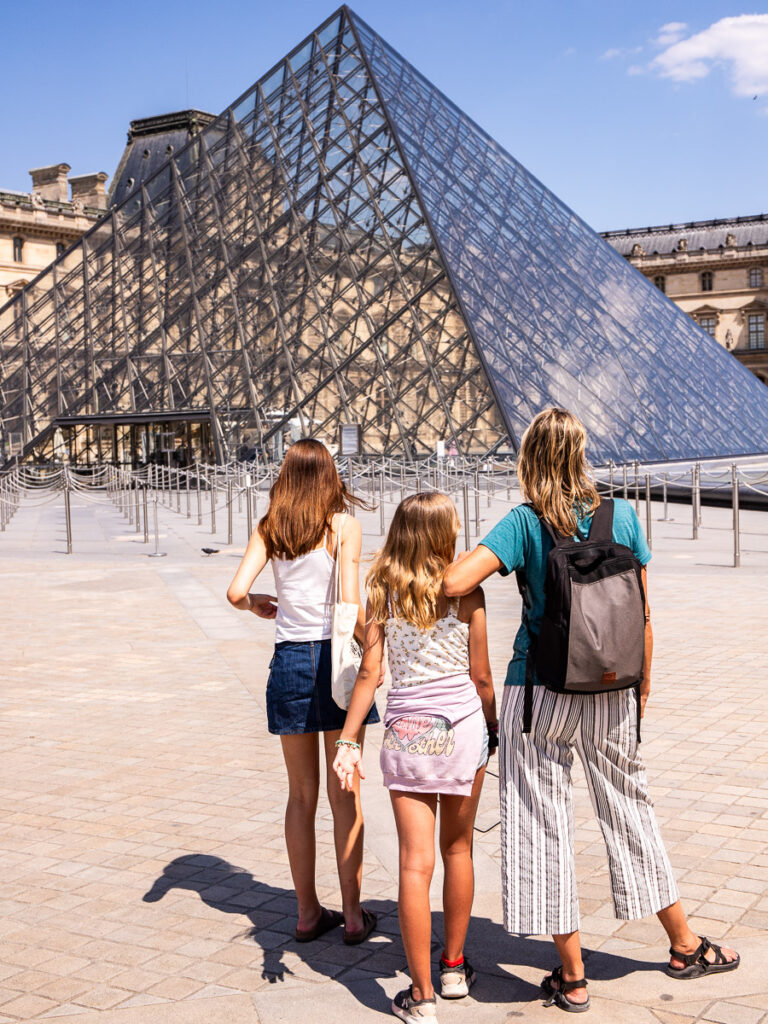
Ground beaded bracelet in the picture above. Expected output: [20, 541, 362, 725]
[335, 739, 361, 751]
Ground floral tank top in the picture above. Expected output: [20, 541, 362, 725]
[385, 598, 470, 689]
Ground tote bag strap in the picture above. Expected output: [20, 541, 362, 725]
[334, 512, 346, 607]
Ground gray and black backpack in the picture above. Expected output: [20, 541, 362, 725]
[516, 499, 646, 739]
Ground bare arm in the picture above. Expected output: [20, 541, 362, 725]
[640, 566, 652, 717]
[226, 529, 277, 619]
[462, 588, 497, 726]
[443, 545, 503, 597]
[338, 514, 366, 644]
[333, 602, 384, 789]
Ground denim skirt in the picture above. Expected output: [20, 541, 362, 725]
[266, 638, 380, 735]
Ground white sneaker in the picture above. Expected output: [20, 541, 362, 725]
[439, 957, 476, 998]
[391, 986, 438, 1022]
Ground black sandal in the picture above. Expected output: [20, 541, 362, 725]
[541, 966, 591, 1013]
[667, 936, 740, 979]
[294, 907, 343, 943]
[343, 908, 377, 945]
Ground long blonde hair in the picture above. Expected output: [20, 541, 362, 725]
[517, 408, 600, 537]
[366, 492, 458, 630]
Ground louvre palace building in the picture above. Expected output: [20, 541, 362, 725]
[1, 6, 767, 469]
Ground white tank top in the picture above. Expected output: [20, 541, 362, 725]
[272, 535, 335, 643]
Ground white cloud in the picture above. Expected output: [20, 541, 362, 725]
[654, 22, 688, 47]
[650, 15, 768, 98]
[600, 45, 642, 61]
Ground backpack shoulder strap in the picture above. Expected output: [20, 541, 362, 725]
[587, 498, 614, 543]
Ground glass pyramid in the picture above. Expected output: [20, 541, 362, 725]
[1, 5, 767, 467]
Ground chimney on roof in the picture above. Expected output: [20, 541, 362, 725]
[69, 172, 109, 210]
[29, 163, 71, 203]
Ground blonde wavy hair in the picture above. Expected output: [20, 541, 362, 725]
[366, 492, 459, 630]
[517, 408, 600, 537]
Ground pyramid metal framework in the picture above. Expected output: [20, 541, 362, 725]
[2, 6, 768, 467]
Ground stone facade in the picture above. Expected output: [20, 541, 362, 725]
[0, 164, 107, 305]
[602, 216, 768, 386]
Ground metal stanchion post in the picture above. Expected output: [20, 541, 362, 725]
[691, 467, 698, 540]
[347, 457, 353, 493]
[400, 464, 405, 498]
[134, 484, 141, 533]
[473, 470, 480, 536]
[696, 462, 702, 527]
[64, 483, 72, 554]
[462, 484, 470, 550]
[142, 485, 149, 544]
[149, 497, 166, 557]
[661, 473, 668, 521]
[210, 477, 217, 534]
[506, 467, 511, 501]
[227, 480, 233, 546]
[608, 460, 614, 497]
[732, 464, 740, 569]
[645, 474, 652, 551]
[176, 470, 181, 513]
[246, 474, 253, 539]
[622, 465, 628, 499]
[634, 460, 640, 514]
[196, 469, 202, 525]
[186, 470, 190, 518]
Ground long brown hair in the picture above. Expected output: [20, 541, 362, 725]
[366, 492, 459, 630]
[259, 439, 364, 560]
[517, 408, 600, 537]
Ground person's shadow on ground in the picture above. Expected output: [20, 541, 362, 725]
[143, 854, 664, 1015]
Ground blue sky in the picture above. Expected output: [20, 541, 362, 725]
[2, 0, 766, 231]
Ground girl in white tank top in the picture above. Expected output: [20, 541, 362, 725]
[226, 439, 378, 946]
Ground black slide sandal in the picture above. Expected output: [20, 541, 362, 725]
[343, 908, 377, 945]
[667, 936, 740, 979]
[542, 966, 591, 1013]
[294, 907, 343, 943]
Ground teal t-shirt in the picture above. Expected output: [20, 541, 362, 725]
[480, 498, 652, 686]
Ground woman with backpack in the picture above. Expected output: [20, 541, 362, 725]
[227, 439, 379, 945]
[443, 409, 739, 1012]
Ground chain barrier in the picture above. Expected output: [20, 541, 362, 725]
[1, 455, 766, 567]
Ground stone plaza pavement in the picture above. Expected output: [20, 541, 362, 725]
[0, 484, 766, 1024]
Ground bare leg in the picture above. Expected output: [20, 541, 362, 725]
[280, 733, 321, 931]
[391, 791, 438, 1001]
[438, 766, 486, 961]
[658, 901, 738, 970]
[324, 728, 366, 933]
[550, 932, 588, 1005]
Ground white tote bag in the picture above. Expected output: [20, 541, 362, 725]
[331, 513, 363, 710]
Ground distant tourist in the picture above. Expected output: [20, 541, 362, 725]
[334, 493, 498, 1023]
[444, 408, 739, 1011]
[227, 439, 379, 944]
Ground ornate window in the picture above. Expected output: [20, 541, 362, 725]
[653, 275, 665, 293]
[749, 267, 763, 288]
[748, 314, 766, 350]
[700, 271, 713, 292]
[56, 242, 65, 258]
[699, 316, 716, 337]
[12, 237, 23, 262]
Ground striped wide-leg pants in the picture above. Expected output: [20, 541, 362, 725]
[499, 684, 678, 936]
